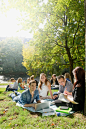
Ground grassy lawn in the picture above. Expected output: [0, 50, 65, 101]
[0, 88, 86, 129]
[0, 83, 9, 85]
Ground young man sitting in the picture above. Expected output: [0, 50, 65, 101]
[9, 80, 41, 108]
[53, 75, 73, 100]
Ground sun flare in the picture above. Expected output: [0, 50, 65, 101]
[0, 8, 33, 38]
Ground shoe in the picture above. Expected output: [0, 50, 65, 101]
[8, 93, 12, 97]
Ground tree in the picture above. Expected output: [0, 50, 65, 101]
[7, 0, 85, 81]
[84, 0, 86, 115]
[0, 37, 27, 75]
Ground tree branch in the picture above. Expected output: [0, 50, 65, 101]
[72, 18, 82, 46]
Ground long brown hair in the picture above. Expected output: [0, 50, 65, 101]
[38, 73, 50, 89]
[72, 67, 85, 88]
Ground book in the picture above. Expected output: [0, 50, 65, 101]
[58, 93, 70, 103]
[56, 106, 72, 114]
[58, 93, 78, 104]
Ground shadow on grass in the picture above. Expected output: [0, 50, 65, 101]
[30, 111, 42, 116]
[0, 91, 4, 94]
[67, 114, 74, 118]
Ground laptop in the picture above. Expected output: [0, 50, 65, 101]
[35, 101, 50, 111]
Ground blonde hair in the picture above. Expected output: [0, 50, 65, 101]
[27, 78, 30, 83]
[64, 73, 72, 82]
[18, 77, 22, 83]
[38, 73, 50, 89]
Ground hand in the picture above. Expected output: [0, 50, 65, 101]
[53, 95, 58, 99]
[64, 88, 72, 95]
[64, 88, 69, 95]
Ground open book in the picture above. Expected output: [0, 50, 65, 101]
[58, 93, 78, 104]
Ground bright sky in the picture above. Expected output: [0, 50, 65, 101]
[0, 8, 33, 38]
[0, 0, 48, 38]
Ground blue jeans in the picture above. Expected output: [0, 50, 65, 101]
[53, 92, 59, 100]
[6, 85, 18, 91]
[10, 91, 21, 102]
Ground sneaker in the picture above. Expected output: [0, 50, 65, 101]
[8, 93, 12, 97]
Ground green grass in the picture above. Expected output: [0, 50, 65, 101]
[0, 83, 9, 85]
[0, 88, 86, 129]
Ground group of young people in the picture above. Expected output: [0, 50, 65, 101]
[7, 66, 85, 113]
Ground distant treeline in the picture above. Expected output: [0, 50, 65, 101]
[0, 37, 30, 75]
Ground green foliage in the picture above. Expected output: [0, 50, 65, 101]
[0, 37, 27, 75]
[7, 0, 85, 79]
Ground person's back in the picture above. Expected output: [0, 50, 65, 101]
[12, 81, 18, 90]
[70, 67, 85, 112]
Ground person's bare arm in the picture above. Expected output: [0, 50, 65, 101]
[24, 100, 41, 108]
[48, 83, 53, 99]
[24, 103, 35, 108]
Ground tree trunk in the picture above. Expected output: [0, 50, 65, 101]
[69, 60, 73, 83]
[84, 0, 86, 115]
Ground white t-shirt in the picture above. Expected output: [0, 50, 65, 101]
[10, 84, 14, 88]
[39, 82, 49, 97]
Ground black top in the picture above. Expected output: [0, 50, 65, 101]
[54, 83, 85, 112]
[69, 84, 85, 112]
[35, 79, 38, 87]
[50, 79, 59, 85]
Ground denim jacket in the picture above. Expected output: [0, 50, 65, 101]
[18, 89, 40, 105]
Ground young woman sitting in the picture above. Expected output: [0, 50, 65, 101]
[18, 77, 26, 90]
[38, 73, 53, 99]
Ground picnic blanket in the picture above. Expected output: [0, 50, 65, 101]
[16, 99, 74, 116]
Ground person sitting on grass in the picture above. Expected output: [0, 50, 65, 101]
[53, 75, 73, 100]
[50, 74, 59, 86]
[9, 80, 41, 108]
[18, 77, 27, 90]
[38, 73, 53, 99]
[5, 78, 18, 91]
[64, 72, 72, 82]
[54, 67, 85, 112]
[25, 77, 30, 88]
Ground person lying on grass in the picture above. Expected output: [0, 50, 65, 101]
[9, 80, 41, 108]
